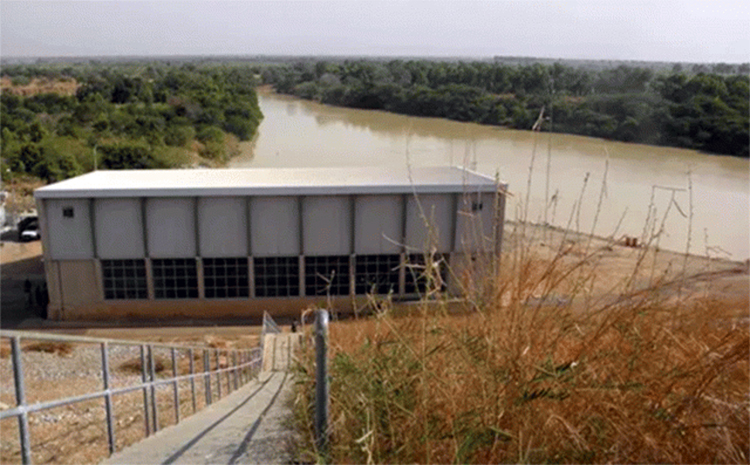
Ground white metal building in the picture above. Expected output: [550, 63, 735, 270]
[34, 166, 506, 320]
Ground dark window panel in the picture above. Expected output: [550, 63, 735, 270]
[203, 257, 249, 299]
[254, 256, 299, 298]
[102, 259, 148, 300]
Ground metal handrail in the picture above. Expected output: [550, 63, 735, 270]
[314, 309, 329, 459]
[0, 329, 243, 350]
[0, 317, 280, 465]
[262, 311, 282, 335]
[0, 356, 262, 420]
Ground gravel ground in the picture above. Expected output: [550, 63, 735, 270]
[0, 339, 264, 465]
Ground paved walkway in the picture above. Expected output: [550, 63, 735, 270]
[102, 334, 301, 465]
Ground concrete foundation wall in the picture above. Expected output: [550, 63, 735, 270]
[58, 260, 101, 318]
[51, 292, 360, 320]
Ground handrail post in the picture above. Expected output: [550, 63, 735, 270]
[148, 345, 158, 432]
[239, 351, 244, 384]
[227, 350, 237, 391]
[215, 350, 222, 399]
[189, 348, 197, 413]
[225, 349, 231, 393]
[101, 342, 116, 455]
[204, 349, 212, 405]
[140, 345, 151, 436]
[11, 336, 31, 465]
[171, 348, 179, 424]
[232, 351, 239, 391]
[314, 309, 329, 458]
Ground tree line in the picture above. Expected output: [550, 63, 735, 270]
[261, 60, 749, 157]
[1, 63, 263, 183]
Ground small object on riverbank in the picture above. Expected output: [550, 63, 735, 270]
[622, 235, 639, 248]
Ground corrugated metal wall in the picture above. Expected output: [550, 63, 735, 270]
[46, 199, 94, 260]
[302, 196, 351, 255]
[198, 197, 248, 257]
[45, 192, 496, 260]
[94, 198, 144, 259]
[354, 195, 401, 254]
[250, 196, 299, 256]
[405, 194, 453, 253]
[146, 198, 196, 258]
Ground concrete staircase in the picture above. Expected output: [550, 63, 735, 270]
[102, 333, 303, 465]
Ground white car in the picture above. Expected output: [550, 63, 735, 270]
[20, 224, 40, 242]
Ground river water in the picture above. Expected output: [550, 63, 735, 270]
[231, 91, 750, 260]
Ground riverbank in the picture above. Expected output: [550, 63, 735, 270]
[263, 60, 749, 158]
[502, 221, 748, 317]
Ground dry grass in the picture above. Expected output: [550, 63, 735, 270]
[23, 342, 75, 357]
[0, 341, 76, 359]
[294, 235, 749, 463]
[117, 356, 170, 375]
[116, 347, 233, 376]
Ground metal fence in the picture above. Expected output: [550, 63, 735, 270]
[0, 316, 281, 465]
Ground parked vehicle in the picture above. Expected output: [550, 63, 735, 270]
[19, 220, 40, 242]
[17, 215, 38, 234]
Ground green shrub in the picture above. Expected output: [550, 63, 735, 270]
[164, 125, 195, 147]
[99, 141, 169, 170]
[196, 125, 224, 144]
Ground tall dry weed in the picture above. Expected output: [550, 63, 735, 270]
[293, 144, 748, 463]
[294, 241, 748, 463]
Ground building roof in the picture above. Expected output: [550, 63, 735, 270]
[35, 166, 503, 199]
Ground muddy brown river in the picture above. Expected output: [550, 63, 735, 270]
[231, 90, 749, 260]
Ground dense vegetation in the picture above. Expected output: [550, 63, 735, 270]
[261, 60, 749, 157]
[0, 57, 746, 187]
[1, 63, 263, 183]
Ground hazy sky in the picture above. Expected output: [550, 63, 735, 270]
[1, 0, 748, 62]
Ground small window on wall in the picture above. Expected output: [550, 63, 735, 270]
[355, 254, 401, 295]
[305, 255, 350, 296]
[152, 258, 198, 299]
[102, 259, 148, 300]
[203, 258, 249, 299]
[62, 207, 74, 218]
[254, 256, 300, 297]
[404, 253, 448, 294]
